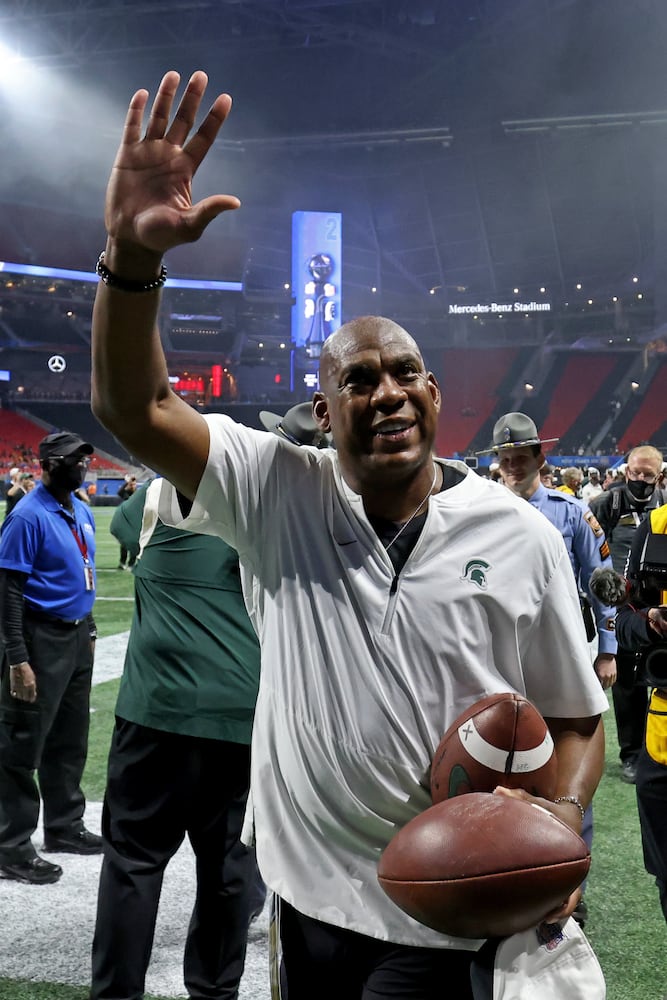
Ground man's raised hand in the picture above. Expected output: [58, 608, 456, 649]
[105, 70, 240, 256]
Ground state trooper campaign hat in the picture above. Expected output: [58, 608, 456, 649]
[259, 402, 331, 448]
[477, 412, 559, 455]
[39, 431, 94, 461]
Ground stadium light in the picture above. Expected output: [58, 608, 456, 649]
[0, 42, 28, 87]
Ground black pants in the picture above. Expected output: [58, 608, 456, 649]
[278, 900, 486, 1000]
[0, 616, 93, 861]
[636, 746, 667, 923]
[90, 719, 259, 1000]
[611, 648, 648, 762]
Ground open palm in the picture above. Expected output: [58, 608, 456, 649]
[105, 70, 240, 254]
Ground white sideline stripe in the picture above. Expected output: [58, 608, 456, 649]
[457, 719, 554, 773]
[92, 631, 130, 685]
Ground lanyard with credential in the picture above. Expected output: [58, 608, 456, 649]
[70, 522, 94, 591]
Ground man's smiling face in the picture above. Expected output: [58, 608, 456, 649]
[314, 317, 441, 493]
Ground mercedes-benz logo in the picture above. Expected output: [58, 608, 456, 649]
[48, 355, 66, 373]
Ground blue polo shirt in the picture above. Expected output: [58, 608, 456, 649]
[0, 482, 96, 620]
[528, 483, 617, 654]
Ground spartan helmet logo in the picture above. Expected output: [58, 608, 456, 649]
[461, 559, 490, 589]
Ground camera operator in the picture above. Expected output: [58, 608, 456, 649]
[615, 504, 667, 923]
[590, 445, 666, 782]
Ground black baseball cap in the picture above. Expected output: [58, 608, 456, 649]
[39, 431, 94, 461]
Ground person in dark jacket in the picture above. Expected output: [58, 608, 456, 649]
[615, 505, 667, 922]
[90, 478, 263, 1000]
[590, 445, 666, 782]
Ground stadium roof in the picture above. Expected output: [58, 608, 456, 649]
[1, 0, 666, 326]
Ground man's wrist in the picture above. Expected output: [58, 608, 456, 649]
[102, 238, 164, 283]
[553, 795, 586, 823]
[97, 251, 167, 293]
[9, 662, 29, 670]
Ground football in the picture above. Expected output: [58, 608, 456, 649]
[430, 692, 557, 803]
[377, 792, 590, 939]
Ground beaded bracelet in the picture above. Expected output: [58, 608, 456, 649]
[553, 795, 586, 822]
[95, 251, 167, 293]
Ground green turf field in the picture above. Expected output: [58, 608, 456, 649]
[0, 506, 664, 999]
[3, 706, 664, 1000]
[89, 506, 137, 638]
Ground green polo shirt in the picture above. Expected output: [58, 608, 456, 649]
[110, 481, 260, 743]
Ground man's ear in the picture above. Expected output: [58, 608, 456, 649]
[427, 372, 441, 412]
[312, 393, 330, 432]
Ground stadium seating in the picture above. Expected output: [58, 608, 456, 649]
[0, 409, 126, 474]
[618, 356, 667, 452]
[435, 348, 520, 457]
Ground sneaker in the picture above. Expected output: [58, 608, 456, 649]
[621, 759, 637, 784]
[0, 856, 63, 884]
[43, 828, 103, 855]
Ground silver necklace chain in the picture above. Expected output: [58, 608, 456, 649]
[385, 464, 438, 551]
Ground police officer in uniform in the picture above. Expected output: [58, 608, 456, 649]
[482, 413, 617, 689]
[482, 412, 617, 927]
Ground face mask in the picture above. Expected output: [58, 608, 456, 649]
[49, 460, 86, 492]
[626, 479, 655, 502]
